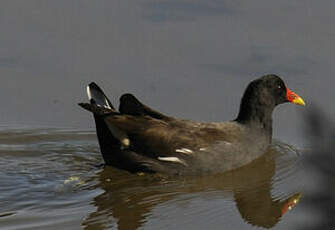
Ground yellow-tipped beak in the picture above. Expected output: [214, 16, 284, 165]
[292, 96, 306, 106]
[286, 88, 306, 106]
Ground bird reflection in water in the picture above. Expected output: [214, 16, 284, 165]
[82, 144, 301, 230]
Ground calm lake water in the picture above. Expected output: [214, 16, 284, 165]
[1, 0, 335, 229]
[0, 128, 305, 230]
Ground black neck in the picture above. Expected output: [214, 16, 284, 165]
[235, 94, 275, 139]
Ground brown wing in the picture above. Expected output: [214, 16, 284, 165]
[104, 115, 181, 157]
[103, 115, 238, 159]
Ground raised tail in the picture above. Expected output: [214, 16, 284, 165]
[78, 82, 118, 115]
[78, 103, 116, 116]
[79, 82, 121, 165]
[79, 82, 180, 173]
[86, 82, 114, 109]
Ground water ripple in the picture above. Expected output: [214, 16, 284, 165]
[0, 128, 303, 230]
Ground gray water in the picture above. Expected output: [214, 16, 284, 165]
[1, 0, 335, 229]
[0, 128, 304, 230]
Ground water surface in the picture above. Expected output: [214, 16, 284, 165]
[0, 128, 304, 230]
[1, 0, 335, 229]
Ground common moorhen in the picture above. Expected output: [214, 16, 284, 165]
[79, 74, 305, 175]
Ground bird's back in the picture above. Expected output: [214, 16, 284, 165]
[79, 82, 273, 175]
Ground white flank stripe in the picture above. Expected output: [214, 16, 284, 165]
[223, 141, 232, 145]
[175, 148, 193, 154]
[158, 157, 187, 166]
